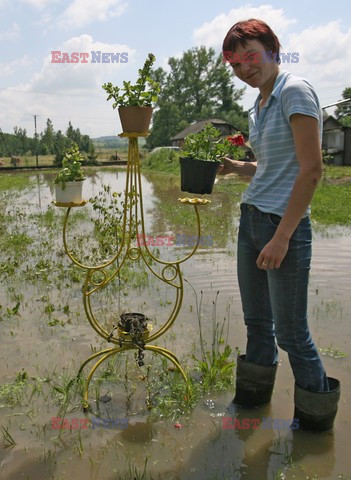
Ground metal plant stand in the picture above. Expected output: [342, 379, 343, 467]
[54, 132, 209, 410]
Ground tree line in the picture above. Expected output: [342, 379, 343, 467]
[0, 120, 95, 165]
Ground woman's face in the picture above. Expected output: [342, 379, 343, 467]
[229, 39, 279, 89]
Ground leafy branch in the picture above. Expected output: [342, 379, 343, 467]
[102, 53, 160, 108]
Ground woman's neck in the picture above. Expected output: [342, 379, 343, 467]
[259, 68, 280, 104]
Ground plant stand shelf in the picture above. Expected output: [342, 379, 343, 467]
[52, 200, 87, 208]
[55, 131, 209, 411]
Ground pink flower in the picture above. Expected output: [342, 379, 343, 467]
[228, 134, 245, 147]
[174, 422, 183, 429]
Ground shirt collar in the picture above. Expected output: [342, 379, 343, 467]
[251, 69, 290, 112]
[271, 69, 290, 98]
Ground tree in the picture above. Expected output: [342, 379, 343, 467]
[40, 118, 55, 154]
[146, 46, 247, 148]
[13, 126, 30, 154]
[66, 121, 82, 146]
[335, 87, 351, 127]
[53, 130, 70, 166]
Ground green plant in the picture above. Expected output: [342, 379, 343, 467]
[102, 53, 160, 108]
[54, 143, 85, 188]
[0, 370, 28, 407]
[187, 284, 235, 391]
[182, 123, 244, 162]
[90, 184, 123, 251]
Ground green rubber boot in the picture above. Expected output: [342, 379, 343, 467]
[294, 377, 340, 432]
[233, 354, 278, 408]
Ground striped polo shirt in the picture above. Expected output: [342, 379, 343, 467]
[242, 69, 323, 217]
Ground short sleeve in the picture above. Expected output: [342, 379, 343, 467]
[281, 78, 321, 124]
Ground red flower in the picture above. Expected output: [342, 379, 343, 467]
[228, 134, 245, 147]
[174, 422, 183, 429]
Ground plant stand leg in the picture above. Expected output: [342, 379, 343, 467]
[144, 345, 192, 398]
[82, 347, 129, 411]
[77, 347, 121, 378]
[81, 344, 192, 410]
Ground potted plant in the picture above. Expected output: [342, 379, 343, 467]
[117, 313, 151, 366]
[54, 143, 85, 204]
[180, 123, 245, 194]
[102, 53, 160, 133]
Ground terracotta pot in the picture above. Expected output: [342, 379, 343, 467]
[118, 106, 153, 133]
[179, 157, 220, 194]
[55, 180, 84, 204]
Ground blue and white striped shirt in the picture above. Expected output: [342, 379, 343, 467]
[242, 69, 323, 217]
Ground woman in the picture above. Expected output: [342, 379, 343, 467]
[219, 19, 340, 431]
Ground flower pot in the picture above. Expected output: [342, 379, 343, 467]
[118, 313, 150, 341]
[179, 157, 220, 194]
[55, 180, 84, 204]
[118, 106, 153, 133]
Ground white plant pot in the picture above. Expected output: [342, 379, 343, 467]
[55, 180, 84, 204]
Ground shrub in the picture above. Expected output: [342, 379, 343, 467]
[142, 149, 180, 174]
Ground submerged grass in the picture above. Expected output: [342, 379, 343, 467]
[0, 371, 28, 407]
[0, 172, 33, 191]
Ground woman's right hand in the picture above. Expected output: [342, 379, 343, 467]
[217, 157, 236, 175]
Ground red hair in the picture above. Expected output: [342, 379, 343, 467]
[223, 19, 281, 63]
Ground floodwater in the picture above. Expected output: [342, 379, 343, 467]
[0, 169, 350, 480]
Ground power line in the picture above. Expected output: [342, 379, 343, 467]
[0, 87, 104, 98]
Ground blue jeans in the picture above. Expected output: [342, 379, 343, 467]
[237, 203, 328, 392]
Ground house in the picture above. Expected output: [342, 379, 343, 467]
[323, 116, 351, 165]
[170, 118, 245, 148]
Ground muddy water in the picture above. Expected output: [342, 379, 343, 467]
[0, 169, 350, 480]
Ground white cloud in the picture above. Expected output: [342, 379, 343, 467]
[193, 4, 296, 49]
[283, 21, 351, 108]
[58, 0, 127, 28]
[0, 34, 136, 137]
[27, 34, 135, 91]
[1, 55, 31, 76]
[0, 22, 20, 41]
[22, 0, 53, 9]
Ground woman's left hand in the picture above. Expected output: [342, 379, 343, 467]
[257, 235, 290, 270]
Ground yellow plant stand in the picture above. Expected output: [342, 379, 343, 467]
[56, 131, 209, 410]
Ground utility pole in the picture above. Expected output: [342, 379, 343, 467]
[34, 115, 39, 167]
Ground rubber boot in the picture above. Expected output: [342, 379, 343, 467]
[233, 354, 278, 408]
[294, 377, 340, 432]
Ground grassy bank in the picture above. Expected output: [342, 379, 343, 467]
[141, 149, 180, 174]
[311, 181, 351, 225]
[0, 149, 136, 168]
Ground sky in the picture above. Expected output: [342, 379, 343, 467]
[0, 0, 350, 139]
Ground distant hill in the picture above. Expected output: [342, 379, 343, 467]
[92, 136, 120, 142]
[92, 136, 146, 148]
